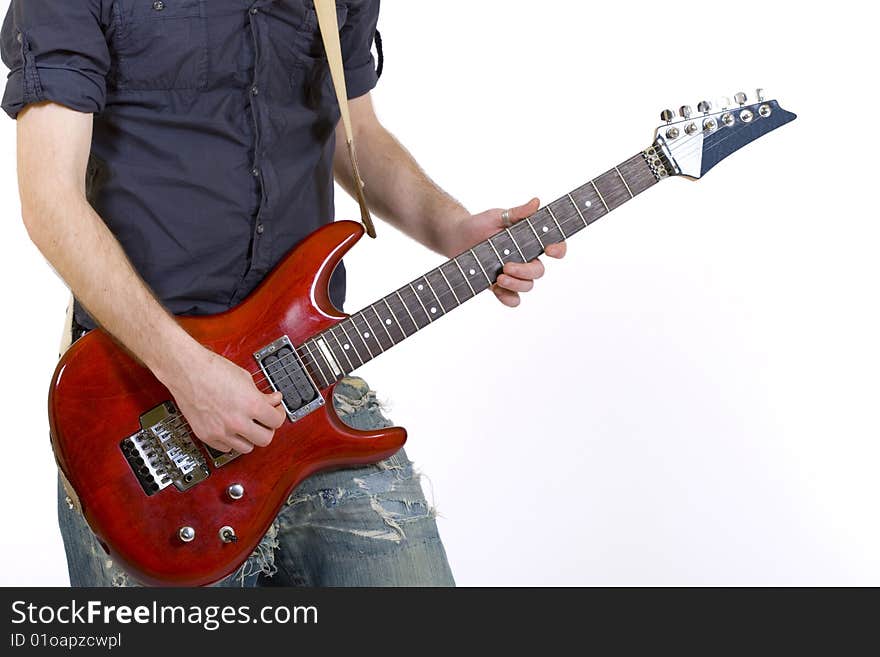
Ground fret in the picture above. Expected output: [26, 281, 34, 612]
[545, 206, 569, 241]
[468, 248, 493, 285]
[389, 292, 418, 335]
[505, 228, 526, 262]
[323, 330, 351, 374]
[614, 165, 634, 199]
[405, 284, 433, 326]
[424, 271, 451, 312]
[412, 278, 445, 319]
[440, 258, 477, 301]
[326, 327, 354, 372]
[376, 299, 406, 343]
[303, 340, 330, 387]
[523, 217, 544, 248]
[349, 314, 379, 358]
[571, 183, 607, 224]
[510, 220, 542, 261]
[460, 250, 491, 292]
[487, 238, 506, 267]
[473, 241, 504, 281]
[567, 193, 588, 228]
[489, 233, 524, 265]
[527, 207, 565, 245]
[594, 169, 631, 211]
[370, 304, 397, 351]
[338, 322, 366, 364]
[366, 306, 395, 352]
[330, 325, 360, 368]
[436, 266, 462, 305]
[398, 287, 429, 329]
[314, 337, 343, 380]
[617, 153, 657, 196]
[590, 179, 610, 212]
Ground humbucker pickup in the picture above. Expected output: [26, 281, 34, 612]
[254, 336, 325, 421]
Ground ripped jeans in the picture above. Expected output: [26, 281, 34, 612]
[57, 377, 455, 587]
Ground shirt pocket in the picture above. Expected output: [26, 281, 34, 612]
[109, 0, 208, 91]
[290, 2, 349, 110]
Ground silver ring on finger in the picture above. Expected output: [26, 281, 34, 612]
[501, 209, 512, 228]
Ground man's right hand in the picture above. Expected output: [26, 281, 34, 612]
[162, 345, 286, 455]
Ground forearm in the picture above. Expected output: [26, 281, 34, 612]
[17, 107, 199, 385]
[22, 190, 198, 381]
[335, 113, 469, 257]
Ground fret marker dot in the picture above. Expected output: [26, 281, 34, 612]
[343, 344, 350, 350]
[363, 332, 370, 339]
[542, 226, 549, 233]
[585, 201, 592, 208]
[417, 284, 424, 291]
[503, 249, 510, 256]
[469, 269, 476, 275]
[430, 307, 437, 314]
[385, 319, 392, 325]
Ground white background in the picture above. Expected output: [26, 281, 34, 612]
[1, 1, 878, 586]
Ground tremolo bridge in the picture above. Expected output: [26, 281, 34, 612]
[254, 335, 324, 421]
[120, 402, 209, 496]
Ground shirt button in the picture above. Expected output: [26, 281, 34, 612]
[250, 7, 259, 15]
[152, 1, 165, 11]
[256, 224, 265, 235]
[250, 85, 259, 96]
[251, 167, 260, 177]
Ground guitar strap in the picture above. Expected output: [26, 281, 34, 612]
[314, 0, 377, 238]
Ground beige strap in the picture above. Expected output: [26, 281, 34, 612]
[314, 0, 376, 238]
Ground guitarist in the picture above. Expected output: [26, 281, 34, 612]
[2, 0, 565, 586]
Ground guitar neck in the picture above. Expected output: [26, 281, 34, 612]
[301, 146, 667, 386]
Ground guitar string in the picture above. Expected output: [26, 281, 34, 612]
[247, 113, 768, 390]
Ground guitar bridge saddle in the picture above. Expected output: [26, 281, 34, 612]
[254, 335, 325, 422]
[120, 401, 210, 496]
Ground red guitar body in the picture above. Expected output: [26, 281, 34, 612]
[48, 221, 406, 587]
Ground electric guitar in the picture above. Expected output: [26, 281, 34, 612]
[49, 91, 796, 586]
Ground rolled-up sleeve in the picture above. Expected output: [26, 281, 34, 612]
[341, 0, 380, 99]
[1, 0, 110, 119]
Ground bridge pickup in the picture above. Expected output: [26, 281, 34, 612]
[254, 336, 325, 422]
[120, 401, 209, 496]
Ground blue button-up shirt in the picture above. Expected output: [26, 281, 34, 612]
[2, 0, 380, 329]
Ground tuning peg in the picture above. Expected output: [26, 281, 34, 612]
[734, 92, 747, 106]
[660, 109, 675, 123]
[697, 100, 712, 114]
[679, 105, 692, 119]
[756, 88, 765, 102]
[720, 96, 732, 110]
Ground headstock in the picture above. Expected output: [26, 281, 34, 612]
[651, 89, 797, 180]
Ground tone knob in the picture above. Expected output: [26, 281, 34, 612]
[734, 92, 747, 106]
[178, 526, 195, 543]
[227, 483, 244, 500]
[219, 526, 238, 543]
[660, 109, 674, 123]
[679, 105, 692, 119]
[697, 100, 712, 114]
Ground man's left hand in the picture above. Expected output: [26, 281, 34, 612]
[453, 198, 567, 307]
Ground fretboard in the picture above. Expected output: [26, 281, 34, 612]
[300, 148, 663, 387]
